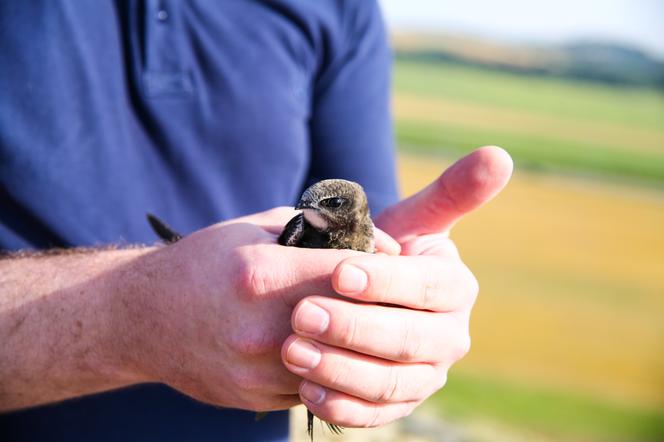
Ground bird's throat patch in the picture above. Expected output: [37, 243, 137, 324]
[302, 209, 328, 230]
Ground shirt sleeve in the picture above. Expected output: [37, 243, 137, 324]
[308, 0, 399, 215]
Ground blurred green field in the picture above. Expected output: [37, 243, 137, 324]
[393, 60, 664, 442]
[431, 373, 663, 442]
[393, 59, 664, 184]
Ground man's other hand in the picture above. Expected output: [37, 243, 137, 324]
[117, 207, 398, 412]
[282, 146, 513, 427]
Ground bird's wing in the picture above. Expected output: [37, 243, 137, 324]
[278, 213, 304, 246]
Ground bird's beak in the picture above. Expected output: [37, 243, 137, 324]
[295, 199, 316, 210]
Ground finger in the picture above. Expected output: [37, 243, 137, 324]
[298, 381, 420, 428]
[399, 233, 460, 259]
[373, 227, 401, 255]
[221, 206, 299, 234]
[236, 241, 363, 305]
[282, 335, 446, 403]
[375, 146, 513, 242]
[331, 254, 479, 312]
[290, 297, 471, 364]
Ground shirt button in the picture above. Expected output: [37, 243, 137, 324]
[156, 10, 168, 21]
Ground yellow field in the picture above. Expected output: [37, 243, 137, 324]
[398, 153, 664, 407]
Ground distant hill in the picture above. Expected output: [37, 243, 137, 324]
[391, 33, 664, 89]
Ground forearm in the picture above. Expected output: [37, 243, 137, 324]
[0, 247, 153, 412]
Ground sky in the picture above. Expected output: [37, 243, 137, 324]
[379, 0, 664, 59]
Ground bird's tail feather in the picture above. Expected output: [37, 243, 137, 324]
[326, 423, 344, 434]
[307, 409, 343, 440]
[307, 410, 314, 442]
[146, 213, 182, 243]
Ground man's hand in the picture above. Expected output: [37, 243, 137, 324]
[281, 146, 513, 427]
[111, 208, 400, 413]
[0, 208, 397, 412]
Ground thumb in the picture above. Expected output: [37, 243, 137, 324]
[375, 146, 513, 242]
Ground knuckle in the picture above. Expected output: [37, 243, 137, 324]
[380, 266, 394, 303]
[327, 358, 354, 391]
[366, 404, 383, 428]
[453, 333, 472, 361]
[421, 258, 444, 310]
[232, 247, 255, 294]
[425, 365, 449, 395]
[233, 247, 272, 300]
[338, 314, 361, 349]
[377, 365, 401, 402]
[398, 319, 421, 362]
[454, 262, 479, 307]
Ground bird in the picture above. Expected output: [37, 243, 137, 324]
[278, 179, 375, 253]
[146, 179, 375, 441]
[278, 179, 375, 440]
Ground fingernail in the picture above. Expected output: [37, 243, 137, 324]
[337, 264, 367, 295]
[300, 381, 326, 405]
[294, 301, 329, 335]
[286, 339, 321, 370]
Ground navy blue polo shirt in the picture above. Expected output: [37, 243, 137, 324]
[0, 1, 398, 441]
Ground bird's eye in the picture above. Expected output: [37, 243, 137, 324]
[320, 197, 345, 209]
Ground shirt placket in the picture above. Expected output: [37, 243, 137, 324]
[142, 0, 193, 98]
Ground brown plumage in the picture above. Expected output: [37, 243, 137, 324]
[278, 179, 374, 253]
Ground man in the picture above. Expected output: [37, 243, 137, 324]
[0, 1, 512, 441]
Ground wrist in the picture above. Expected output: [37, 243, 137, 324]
[97, 246, 162, 386]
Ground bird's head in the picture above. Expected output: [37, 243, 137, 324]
[295, 179, 370, 231]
